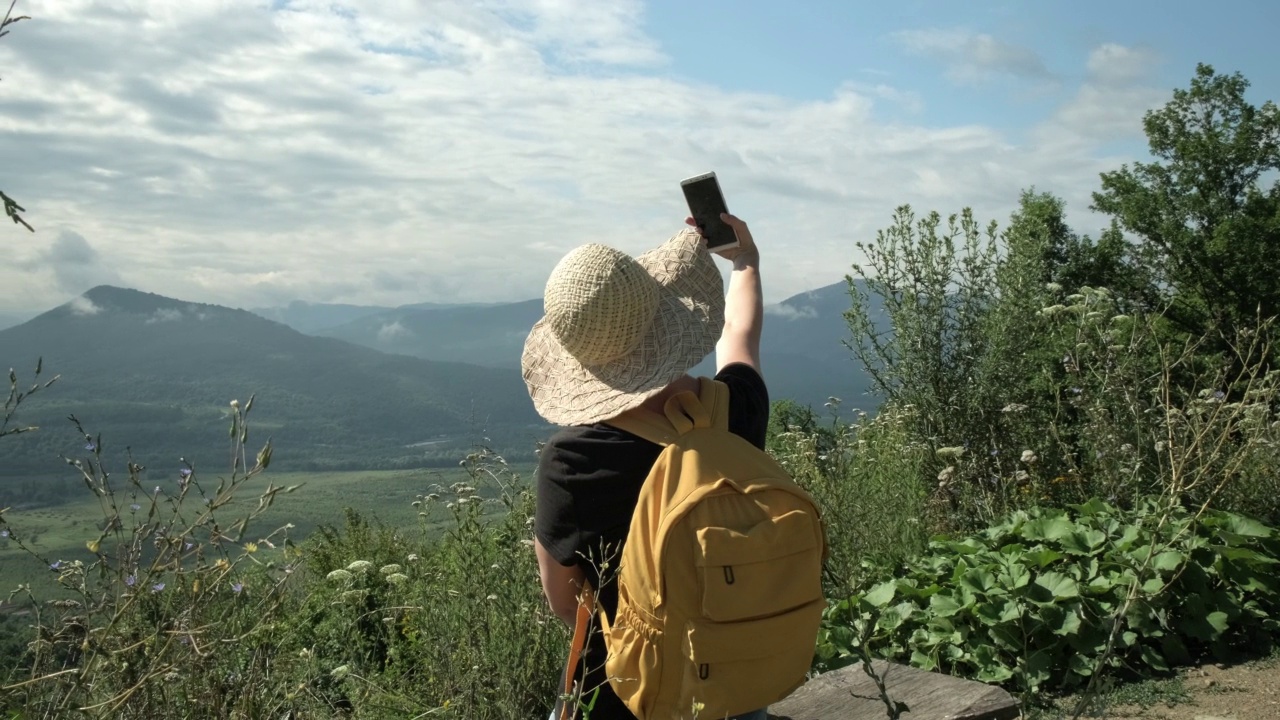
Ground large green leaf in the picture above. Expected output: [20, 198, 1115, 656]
[1021, 515, 1076, 543]
[1150, 550, 1186, 572]
[863, 581, 896, 608]
[959, 568, 1001, 595]
[929, 593, 963, 618]
[1034, 571, 1080, 600]
[1060, 529, 1107, 555]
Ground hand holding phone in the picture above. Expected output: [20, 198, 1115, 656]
[680, 172, 739, 251]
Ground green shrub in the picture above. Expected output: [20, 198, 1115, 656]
[287, 447, 566, 719]
[816, 499, 1280, 703]
[769, 401, 932, 596]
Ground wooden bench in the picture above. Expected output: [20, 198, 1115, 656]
[768, 660, 1020, 720]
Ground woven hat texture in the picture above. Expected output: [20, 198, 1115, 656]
[522, 227, 724, 426]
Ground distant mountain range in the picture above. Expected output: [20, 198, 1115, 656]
[0, 281, 881, 478]
[0, 287, 548, 477]
[301, 281, 880, 410]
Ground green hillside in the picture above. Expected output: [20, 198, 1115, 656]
[0, 286, 549, 478]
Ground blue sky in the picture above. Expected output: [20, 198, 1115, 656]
[0, 0, 1276, 319]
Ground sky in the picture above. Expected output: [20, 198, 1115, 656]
[1, 0, 1277, 317]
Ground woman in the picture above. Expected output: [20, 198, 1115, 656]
[523, 213, 768, 720]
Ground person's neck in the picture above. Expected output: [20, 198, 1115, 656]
[637, 374, 699, 413]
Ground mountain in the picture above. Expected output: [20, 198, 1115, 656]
[248, 301, 398, 334]
[314, 280, 884, 411]
[316, 300, 543, 368]
[0, 287, 548, 477]
[0, 311, 34, 332]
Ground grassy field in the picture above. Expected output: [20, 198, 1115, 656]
[0, 465, 536, 598]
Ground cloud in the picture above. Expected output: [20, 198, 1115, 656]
[68, 296, 101, 316]
[26, 230, 124, 296]
[892, 28, 1054, 85]
[145, 307, 185, 323]
[765, 304, 818, 321]
[376, 320, 411, 342]
[0, 4, 1168, 315]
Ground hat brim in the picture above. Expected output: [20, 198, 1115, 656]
[522, 228, 725, 426]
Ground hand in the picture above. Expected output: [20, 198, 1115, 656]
[685, 213, 758, 262]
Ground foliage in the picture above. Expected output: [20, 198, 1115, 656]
[1, 358, 56, 439]
[768, 399, 932, 596]
[816, 500, 1280, 703]
[1, 398, 304, 718]
[286, 449, 564, 719]
[1093, 63, 1280, 351]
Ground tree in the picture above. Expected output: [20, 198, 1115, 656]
[1092, 64, 1280, 348]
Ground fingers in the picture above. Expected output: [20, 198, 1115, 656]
[685, 216, 697, 227]
[720, 212, 747, 228]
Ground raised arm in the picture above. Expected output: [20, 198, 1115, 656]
[689, 213, 763, 375]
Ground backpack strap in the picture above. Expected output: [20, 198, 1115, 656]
[606, 378, 731, 445]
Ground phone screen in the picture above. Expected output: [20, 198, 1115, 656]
[681, 174, 737, 249]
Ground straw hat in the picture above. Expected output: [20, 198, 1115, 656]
[521, 227, 725, 426]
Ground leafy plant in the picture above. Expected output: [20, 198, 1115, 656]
[816, 499, 1280, 704]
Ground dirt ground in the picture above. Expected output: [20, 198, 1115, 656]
[1107, 659, 1280, 720]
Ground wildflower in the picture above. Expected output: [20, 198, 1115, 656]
[1020, 450, 1038, 464]
[230, 399, 239, 409]
[1070, 387, 1082, 395]
[326, 569, 353, 583]
[379, 564, 402, 575]
[1014, 470, 1030, 483]
[1155, 441, 1167, 452]
[130, 503, 141, 512]
[1001, 403, 1027, 413]
[84, 441, 96, 451]
[185, 541, 194, 551]
[346, 560, 373, 573]
[125, 574, 136, 587]
[214, 558, 230, 570]
[386, 573, 409, 585]
[49, 560, 64, 571]
[937, 466, 955, 484]
[179, 468, 192, 479]
[151, 583, 165, 593]
[232, 582, 244, 594]
[0, 530, 9, 538]
[298, 647, 313, 659]
[243, 542, 258, 554]
[1045, 282, 1063, 292]
[936, 446, 966, 460]
[406, 553, 420, 563]
[330, 665, 350, 680]
[486, 594, 498, 601]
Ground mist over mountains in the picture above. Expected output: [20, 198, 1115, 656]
[0, 281, 879, 478]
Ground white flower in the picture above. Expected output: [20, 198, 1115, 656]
[936, 446, 966, 460]
[230, 399, 239, 409]
[326, 569, 353, 584]
[330, 665, 350, 680]
[937, 466, 955, 483]
[379, 564, 402, 575]
[407, 554, 420, 563]
[346, 560, 373, 573]
[1014, 470, 1030, 482]
[385, 573, 409, 585]
[1021, 450, 1038, 464]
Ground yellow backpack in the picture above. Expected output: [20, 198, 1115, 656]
[576, 377, 827, 720]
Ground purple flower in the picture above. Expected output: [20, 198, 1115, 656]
[130, 504, 141, 512]
[50, 560, 64, 571]
[179, 468, 192, 479]
[232, 582, 244, 594]
[84, 441, 96, 451]
[0, 529, 9, 538]
[1213, 390, 1226, 400]
[184, 541, 194, 551]
[151, 582, 165, 593]
[125, 574, 136, 587]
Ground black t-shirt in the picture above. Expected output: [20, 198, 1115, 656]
[534, 363, 769, 719]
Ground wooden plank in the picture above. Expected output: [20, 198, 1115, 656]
[768, 660, 1020, 720]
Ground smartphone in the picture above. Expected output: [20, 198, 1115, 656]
[680, 172, 739, 250]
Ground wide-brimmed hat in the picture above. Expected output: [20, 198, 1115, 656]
[521, 228, 725, 426]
